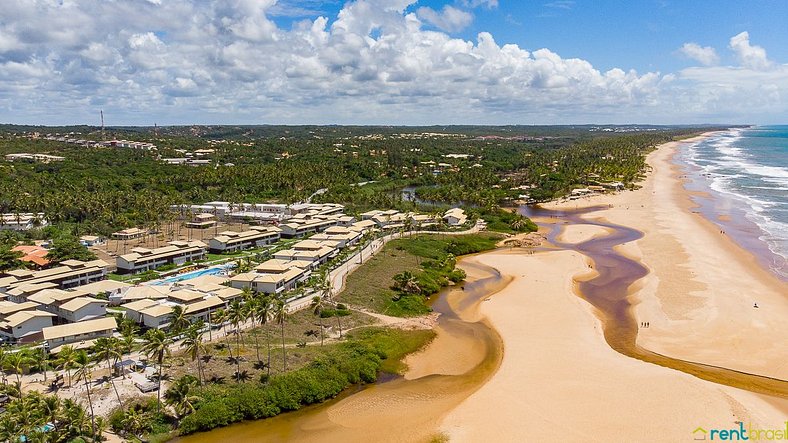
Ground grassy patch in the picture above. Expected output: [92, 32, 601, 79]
[346, 327, 436, 374]
[338, 233, 501, 317]
[169, 309, 377, 382]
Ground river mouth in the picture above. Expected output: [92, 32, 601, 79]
[174, 255, 509, 443]
[175, 208, 788, 442]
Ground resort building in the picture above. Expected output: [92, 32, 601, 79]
[0, 310, 56, 343]
[185, 213, 217, 229]
[4, 153, 64, 163]
[0, 213, 48, 231]
[0, 259, 110, 294]
[26, 288, 87, 307]
[208, 226, 281, 253]
[50, 297, 108, 324]
[0, 301, 40, 320]
[278, 219, 337, 238]
[76, 280, 132, 304]
[273, 240, 337, 265]
[79, 235, 105, 247]
[2, 283, 58, 303]
[11, 245, 50, 268]
[310, 228, 363, 248]
[119, 285, 169, 303]
[254, 258, 314, 274]
[116, 240, 208, 274]
[444, 208, 467, 226]
[42, 317, 117, 353]
[229, 267, 307, 294]
[112, 228, 147, 240]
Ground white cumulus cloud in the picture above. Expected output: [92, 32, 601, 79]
[0, 1, 784, 125]
[678, 42, 719, 66]
[729, 31, 771, 70]
[417, 5, 474, 33]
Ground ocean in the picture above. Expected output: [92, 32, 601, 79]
[677, 126, 788, 279]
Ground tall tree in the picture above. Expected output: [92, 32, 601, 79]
[181, 321, 206, 384]
[73, 350, 96, 437]
[141, 329, 173, 413]
[310, 296, 326, 346]
[273, 299, 288, 372]
[92, 337, 123, 408]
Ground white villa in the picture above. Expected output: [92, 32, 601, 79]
[116, 240, 207, 274]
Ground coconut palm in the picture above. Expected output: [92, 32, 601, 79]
[73, 350, 96, 437]
[121, 403, 153, 441]
[310, 296, 326, 346]
[56, 345, 78, 387]
[227, 300, 247, 380]
[273, 298, 288, 372]
[253, 295, 274, 376]
[393, 271, 421, 295]
[141, 328, 173, 413]
[0, 347, 8, 385]
[169, 304, 191, 334]
[4, 348, 34, 391]
[92, 337, 123, 408]
[164, 375, 200, 419]
[181, 321, 206, 384]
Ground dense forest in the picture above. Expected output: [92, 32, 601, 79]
[0, 125, 728, 235]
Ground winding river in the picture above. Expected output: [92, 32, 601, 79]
[525, 205, 788, 398]
[177, 206, 787, 442]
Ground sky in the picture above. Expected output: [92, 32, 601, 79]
[0, 0, 787, 126]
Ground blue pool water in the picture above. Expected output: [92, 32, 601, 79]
[149, 264, 234, 286]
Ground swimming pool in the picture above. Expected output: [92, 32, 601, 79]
[149, 264, 234, 286]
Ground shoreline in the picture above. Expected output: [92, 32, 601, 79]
[440, 134, 788, 440]
[540, 133, 788, 380]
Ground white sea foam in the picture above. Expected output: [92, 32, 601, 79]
[684, 128, 788, 274]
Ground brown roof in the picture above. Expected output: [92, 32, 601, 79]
[42, 317, 116, 340]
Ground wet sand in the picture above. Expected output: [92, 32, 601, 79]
[543, 136, 788, 381]
[176, 259, 509, 443]
[442, 248, 787, 442]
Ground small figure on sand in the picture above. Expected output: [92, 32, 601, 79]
[753, 303, 759, 308]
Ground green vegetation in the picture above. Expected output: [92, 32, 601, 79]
[0, 126, 721, 238]
[474, 207, 538, 233]
[0, 385, 102, 442]
[45, 233, 97, 262]
[339, 233, 500, 317]
[177, 327, 434, 435]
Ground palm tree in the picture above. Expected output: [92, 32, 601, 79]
[92, 337, 123, 408]
[73, 350, 96, 437]
[56, 345, 78, 387]
[273, 298, 288, 372]
[164, 375, 200, 419]
[253, 295, 274, 376]
[5, 348, 34, 391]
[181, 321, 206, 384]
[141, 329, 173, 413]
[169, 305, 191, 334]
[227, 300, 247, 380]
[392, 271, 421, 295]
[0, 347, 8, 385]
[310, 296, 326, 346]
[121, 403, 152, 441]
[241, 289, 262, 362]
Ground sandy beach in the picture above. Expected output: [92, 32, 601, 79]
[440, 135, 788, 441]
